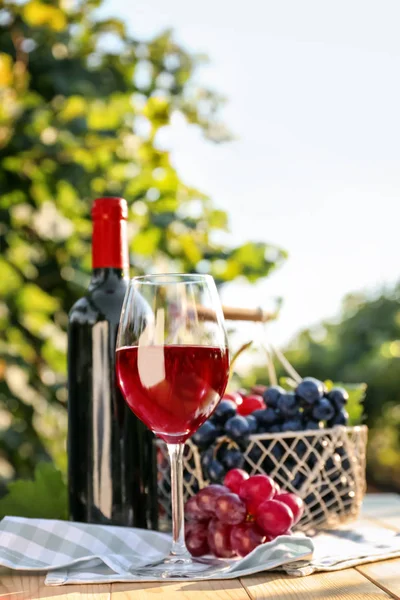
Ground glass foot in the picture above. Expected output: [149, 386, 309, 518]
[131, 555, 231, 579]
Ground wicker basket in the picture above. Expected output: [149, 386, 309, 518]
[157, 425, 368, 534]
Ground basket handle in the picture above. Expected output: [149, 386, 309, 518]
[257, 323, 303, 386]
[195, 305, 275, 323]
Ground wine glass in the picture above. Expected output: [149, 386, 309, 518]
[116, 273, 230, 577]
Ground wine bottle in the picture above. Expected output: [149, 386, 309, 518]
[67, 197, 158, 528]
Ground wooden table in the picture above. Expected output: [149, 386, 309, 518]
[1, 494, 400, 600]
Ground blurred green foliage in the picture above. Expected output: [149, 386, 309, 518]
[0, 0, 286, 490]
[0, 461, 67, 518]
[283, 286, 400, 491]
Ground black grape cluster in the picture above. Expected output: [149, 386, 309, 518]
[191, 378, 349, 485]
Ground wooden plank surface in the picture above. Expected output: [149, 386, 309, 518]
[111, 579, 250, 600]
[357, 558, 400, 600]
[240, 569, 392, 600]
[0, 574, 111, 599]
[355, 503, 400, 600]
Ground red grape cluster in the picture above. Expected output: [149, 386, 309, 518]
[184, 468, 304, 558]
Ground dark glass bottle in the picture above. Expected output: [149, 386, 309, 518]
[67, 197, 158, 528]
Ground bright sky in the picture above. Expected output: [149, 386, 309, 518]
[103, 0, 400, 345]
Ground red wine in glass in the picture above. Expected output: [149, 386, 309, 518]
[116, 273, 230, 578]
[116, 344, 229, 444]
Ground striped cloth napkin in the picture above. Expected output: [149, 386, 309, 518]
[0, 516, 313, 584]
[286, 522, 400, 575]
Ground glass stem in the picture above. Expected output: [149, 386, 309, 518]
[167, 443, 191, 559]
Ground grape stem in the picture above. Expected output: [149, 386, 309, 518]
[259, 323, 302, 385]
[212, 436, 239, 460]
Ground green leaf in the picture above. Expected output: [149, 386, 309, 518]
[0, 53, 13, 87]
[42, 338, 67, 374]
[279, 376, 298, 390]
[143, 97, 170, 128]
[16, 284, 60, 314]
[332, 382, 367, 426]
[93, 18, 127, 38]
[131, 227, 162, 256]
[0, 462, 68, 519]
[180, 233, 202, 264]
[59, 96, 87, 122]
[0, 259, 22, 296]
[208, 209, 228, 229]
[22, 0, 67, 31]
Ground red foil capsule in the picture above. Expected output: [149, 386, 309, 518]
[91, 197, 129, 269]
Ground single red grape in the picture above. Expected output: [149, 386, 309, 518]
[256, 499, 294, 536]
[215, 492, 247, 525]
[208, 519, 235, 558]
[196, 484, 230, 516]
[224, 468, 249, 494]
[223, 392, 243, 407]
[185, 521, 198, 536]
[239, 474, 275, 515]
[185, 522, 209, 557]
[230, 522, 265, 557]
[275, 492, 304, 525]
[185, 495, 210, 522]
[237, 394, 265, 416]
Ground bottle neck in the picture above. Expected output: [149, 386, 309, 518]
[92, 216, 129, 271]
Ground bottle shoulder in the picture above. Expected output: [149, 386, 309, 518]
[69, 280, 128, 326]
[68, 296, 96, 324]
